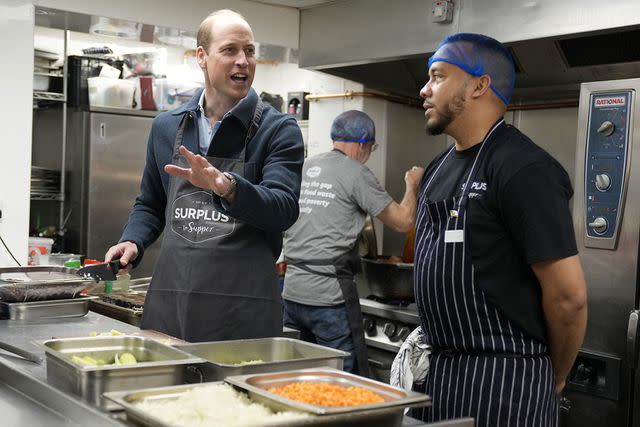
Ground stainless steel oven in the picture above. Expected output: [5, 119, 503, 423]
[360, 298, 421, 383]
[561, 78, 640, 427]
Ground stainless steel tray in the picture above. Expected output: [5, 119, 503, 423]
[43, 335, 204, 409]
[176, 337, 347, 382]
[0, 296, 97, 320]
[104, 381, 412, 427]
[0, 266, 93, 302]
[225, 367, 430, 415]
[88, 296, 144, 327]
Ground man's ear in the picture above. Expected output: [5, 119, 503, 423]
[471, 75, 492, 99]
[196, 46, 207, 71]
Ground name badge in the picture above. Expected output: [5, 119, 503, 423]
[444, 229, 464, 243]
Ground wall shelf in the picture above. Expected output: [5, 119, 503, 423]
[33, 91, 66, 102]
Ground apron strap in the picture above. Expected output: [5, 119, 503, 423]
[172, 98, 264, 162]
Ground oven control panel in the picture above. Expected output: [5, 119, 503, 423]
[359, 299, 420, 353]
[583, 90, 634, 249]
[363, 314, 416, 352]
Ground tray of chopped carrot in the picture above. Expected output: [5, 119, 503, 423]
[224, 367, 430, 416]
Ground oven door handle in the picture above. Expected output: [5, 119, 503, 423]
[368, 357, 393, 370]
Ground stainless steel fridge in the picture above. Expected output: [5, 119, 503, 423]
[65, 108, 161, 278]
[562, 78, 640, 426]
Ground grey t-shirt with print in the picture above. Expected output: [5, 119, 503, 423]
[283, 149, 392, 306]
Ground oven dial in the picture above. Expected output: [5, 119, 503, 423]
[595, 173, 611, 191]
[597, 121, 615, 137]
[363, 317, 376, 336]
[383, 322, 397, 339]
[588, 217, 608, 234]
[397, 326, 412, 342]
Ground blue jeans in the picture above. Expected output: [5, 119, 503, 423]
[283, 299, 357, 374]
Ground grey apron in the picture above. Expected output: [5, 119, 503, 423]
[141, 100, 282, 342]
[286, 247, 371, 378]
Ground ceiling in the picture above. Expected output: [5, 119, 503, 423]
[249, 0, 341, 10]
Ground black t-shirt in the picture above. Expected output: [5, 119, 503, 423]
[420, 120, 577, 342]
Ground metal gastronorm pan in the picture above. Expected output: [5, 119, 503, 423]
[43, 335, 204, 409]
[224, 367, 430, 415]
[104, 381, 422, 427]
[0, 296, 97, 319]
[0, 266, 93, 302]
[176, 337, 347, 382]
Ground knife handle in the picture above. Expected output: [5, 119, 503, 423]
[109, 258, 130, 273]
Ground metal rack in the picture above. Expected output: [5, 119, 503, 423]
[31, 30, 68, 232]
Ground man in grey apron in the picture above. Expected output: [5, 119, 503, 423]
[105, 10, 304, 342]
[411, 33, 587, 425]
[282, 110, 424, 376]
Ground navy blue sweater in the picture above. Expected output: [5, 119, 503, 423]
[120, 88, 304, 263]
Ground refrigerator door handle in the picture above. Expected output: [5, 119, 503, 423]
[627, 310, 640, 370]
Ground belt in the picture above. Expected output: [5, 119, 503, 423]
[431, 346, 548, 359]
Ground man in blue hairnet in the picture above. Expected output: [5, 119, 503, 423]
[411, 33, 587, 425]
[282, 110, 424, 376]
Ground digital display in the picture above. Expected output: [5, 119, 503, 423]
[592, 163, 611, 171]
[594, 206, 610, 213]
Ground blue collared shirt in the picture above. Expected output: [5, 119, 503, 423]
[196, 90, 221, 156]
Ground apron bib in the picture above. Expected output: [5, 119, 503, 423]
[141, 100, 282, 342]
[412, 120, 558, 426]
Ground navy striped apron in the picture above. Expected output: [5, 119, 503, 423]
[412, 120, 558, 426]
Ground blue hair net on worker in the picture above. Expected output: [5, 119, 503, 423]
[428, 33, 516, 105]
[330, 110, 375, 143]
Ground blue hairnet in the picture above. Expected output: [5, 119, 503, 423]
[330, 110, 375, 143]
[428, 33, 516, 105]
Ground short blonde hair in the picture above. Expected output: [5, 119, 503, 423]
[197, 9, 248, 53]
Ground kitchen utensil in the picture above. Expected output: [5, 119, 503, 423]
[360, 257, 414, 300]
[76, 259, 127, 282]
[0, 296, 97, 320]
[0, 266, 94, 302]
[225, 367, 430, 415]
[43, 335, 203, 409]
[0, 341, 43, 364]
[356, 215, 378, 259]
[176, 337, 347, 382]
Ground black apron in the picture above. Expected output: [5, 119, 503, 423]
[411, 120, 558, 425]
[286, 246, 370, 378]
[141, 100, 282, 342]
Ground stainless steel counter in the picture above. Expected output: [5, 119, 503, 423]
[0, 311, 471, 427]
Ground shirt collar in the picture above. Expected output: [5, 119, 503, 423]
[197, 89, 245, 123]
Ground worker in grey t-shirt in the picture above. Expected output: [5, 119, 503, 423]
[282, 110, 424, 376]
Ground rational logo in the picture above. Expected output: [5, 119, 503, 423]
[594, 96, 626, 107]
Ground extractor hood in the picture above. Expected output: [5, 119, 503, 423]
[312, 27, 640, 104]
[298, 0, 640, 104]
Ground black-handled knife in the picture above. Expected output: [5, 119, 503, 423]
[76, 258, 130, 282]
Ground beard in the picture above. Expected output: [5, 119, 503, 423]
[424, 89, 467, 136]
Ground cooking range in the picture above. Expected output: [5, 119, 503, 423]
[360, 297, 420, 383]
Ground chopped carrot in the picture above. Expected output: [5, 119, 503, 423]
[267, 382, 384, 407]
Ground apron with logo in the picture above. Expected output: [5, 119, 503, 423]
[141, 100, 282, 342]
[411, 120, 558, 426]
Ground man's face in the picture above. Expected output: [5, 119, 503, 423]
[419, 61, 470, 135]
[197, 18, 256, 104]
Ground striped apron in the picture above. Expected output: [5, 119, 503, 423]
[412, 120, 558, 426]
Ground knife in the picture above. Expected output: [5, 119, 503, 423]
[76, 259, 129, 282]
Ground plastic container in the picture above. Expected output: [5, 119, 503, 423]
[67, 55, 123, 107]
[44, 253, 82, 267]
[87, 77, 136, 109]
[153, 78, 168, 110]
[28, 237, 54, 266]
